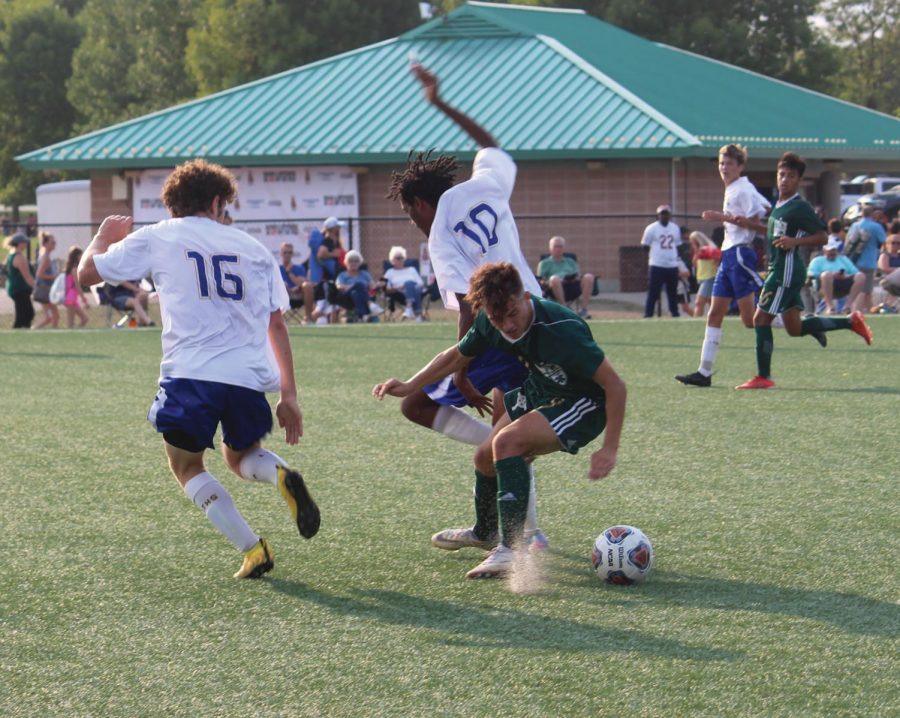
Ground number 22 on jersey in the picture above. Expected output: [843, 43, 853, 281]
[186, 250, 244, 300]
[454, 203, 499, 254]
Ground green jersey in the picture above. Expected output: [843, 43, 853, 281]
[457, 297, 606, 405]
[766, 195, 825, 287]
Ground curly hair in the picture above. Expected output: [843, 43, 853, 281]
[465, 262, 524, 317]
[386, 149, 457, 207]
[162, 159, 237, 218]
[777, 151, 806, 178]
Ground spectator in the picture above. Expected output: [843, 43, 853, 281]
[278, 242, 308, 313]
[689, 231, 720, 318]
[62, 246, 91, 328]
[382, 245, 425, 321]
[807, 237, 864, 314]
[874, 221, 900, 313]
[826, 218, 845, 253]
[335, 250, 378, 323]
[109, 279, 154, 326]
[536, 235, 594, 318]
[845, 205, 886, 313]
[306, 217, 343, 322]
[24, 214, 37, 238]
[5, 234, 35, 328]
[675, 258, 692, 316]
[640, 204, 683, 317]
[32, 232, 60, 329]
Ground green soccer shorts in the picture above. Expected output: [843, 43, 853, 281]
[504, 387, 606, 455]
[758, 274, 804, 315]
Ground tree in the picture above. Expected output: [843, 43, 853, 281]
[186, 0, 421, 94]
[0, 1, 82, 207]
[820, 0, 900, 116]
[67, 0, 199, 132]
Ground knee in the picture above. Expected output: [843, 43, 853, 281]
[473, 442, 495, 475]
[549, 275, 562, 288]
[491, 427, 523, 462]
[741, 315, 755, 329]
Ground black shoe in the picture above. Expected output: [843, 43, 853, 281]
[675, 371, 711, 387]
[810, 331, 827, 348]
[277, 467, 321, 539]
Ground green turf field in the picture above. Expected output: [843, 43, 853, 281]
[2, 317, 897, 717]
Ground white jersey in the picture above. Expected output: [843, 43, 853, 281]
[721, 176, 771, 251]
[641, 221, 682, 268]
[428, 147, 542, 310]
[94, 217, 289, 392]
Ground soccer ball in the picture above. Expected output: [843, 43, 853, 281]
[591, 525, 654, 585]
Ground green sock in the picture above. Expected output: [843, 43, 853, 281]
[755, 325, 773, 378]
[472, 470, 498, 540]
[494, 457, 531, 549]
[801, 315, 850, 334]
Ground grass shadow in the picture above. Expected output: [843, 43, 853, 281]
[267, 579, 738, 662]
[551, 553, 897, 638]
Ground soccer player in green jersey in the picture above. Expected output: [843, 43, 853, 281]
[373, 262, 627, 579]
[736, 153, 873, 390]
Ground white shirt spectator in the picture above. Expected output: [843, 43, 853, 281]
[641, 221, 683, 268]
[384, 265, 424, 289]
[94, 217, 289, 392]
[428, 147, 541, 310]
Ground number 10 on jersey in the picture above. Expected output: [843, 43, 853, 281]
[454, 203, 499, 254]
[186, 251, 244, 300]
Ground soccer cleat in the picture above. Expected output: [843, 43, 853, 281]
[277, 466, 321, 539]
[465, 545, 514, 579]
[735, 375, 775, 390]
[848, 310, 873, 345]
[431, 527, 498, 551]
[526, 529, 550, 553]
[234, 538, 274, 579]
[675, 371, 711, 387]
[810, 331, 827, 348]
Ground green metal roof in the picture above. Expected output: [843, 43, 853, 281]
[17, 1, 900, 170]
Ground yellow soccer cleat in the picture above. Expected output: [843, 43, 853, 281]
[277, 466, 321, 539]
[234, 538, 274, 579]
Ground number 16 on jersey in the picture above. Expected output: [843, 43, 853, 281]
[186, 250, 244, 300]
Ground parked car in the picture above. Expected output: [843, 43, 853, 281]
[840, 175, 900, 215]
[842, 184, 900, 225]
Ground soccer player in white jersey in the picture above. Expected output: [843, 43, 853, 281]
[676, 144, 773, 387]
[386, 63, 548, 553]
[77, 160, 319, 579]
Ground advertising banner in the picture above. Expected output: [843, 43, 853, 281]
[133, 166, 360, 263]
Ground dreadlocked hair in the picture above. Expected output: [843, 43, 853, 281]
[465, 262, 524, 317]
[387, 149, 458, 207]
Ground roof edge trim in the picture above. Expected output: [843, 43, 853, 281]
[658, 42, 900, 126]
[468, 1, 586, 14]
[537, 34, 701, 148]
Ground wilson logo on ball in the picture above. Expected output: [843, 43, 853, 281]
[604, 526, 633, 544]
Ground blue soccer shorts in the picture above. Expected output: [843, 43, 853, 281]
[712, 245, 763, 300]
[148, 377, 273, 451]
[425, 348, 527, 406]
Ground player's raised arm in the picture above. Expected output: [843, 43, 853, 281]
[411, 64, 497, 149]
[588, 358, 626, 480]
[78, 215, 133, 286]
[373, 345, 472, 400]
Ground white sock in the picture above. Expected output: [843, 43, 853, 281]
[699, 325, 722, 377]
[183, 472, 258, 552]
[238, 448, 286, 486]
[432, 405, 491, 446]
[524, 464, 539, 534]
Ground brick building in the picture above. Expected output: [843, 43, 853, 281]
[19, 1, 900, 289]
